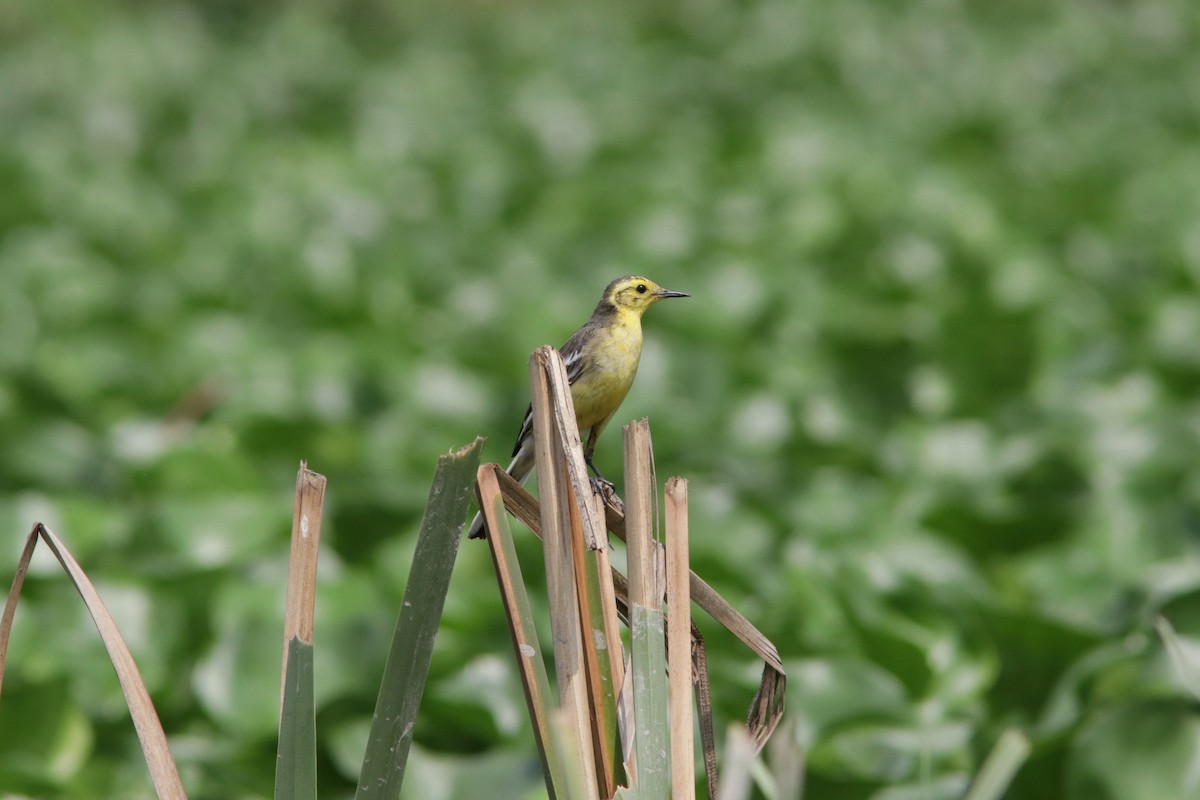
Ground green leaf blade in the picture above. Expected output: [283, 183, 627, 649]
[630, 604, 670, 800]
[354, 438, 483, 799]
[275, 636, 317, 800]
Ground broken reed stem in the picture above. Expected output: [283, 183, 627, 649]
[478, 464, 563, 797]
[568, 481, 618, 799]
[666, 477, 695, 800]
[624, 418, 673, 796]
[530, 346, 599, 797]
[280, 464, 326, 701]
[592, 487, 626, 696]
[587, 488, 626, 797]
[541, 342, 622, 795]
[623, 419, 656, 610]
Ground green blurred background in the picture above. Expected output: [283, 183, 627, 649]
[2, 0, 1199, 797]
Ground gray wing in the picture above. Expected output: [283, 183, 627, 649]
[559, 323, 596, 384]
[511, 324, 596, 458]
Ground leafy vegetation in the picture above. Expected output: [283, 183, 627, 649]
[1, 0, 1199, 797]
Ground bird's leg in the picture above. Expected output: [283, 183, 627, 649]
[583, 429, 615, 495]
[586, 452, 615, 493]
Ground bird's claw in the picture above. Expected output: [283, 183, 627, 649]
[590, 476, 616, 497]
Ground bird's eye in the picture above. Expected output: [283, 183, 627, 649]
[636, 284, 647, 294]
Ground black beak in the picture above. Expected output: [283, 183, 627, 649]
[654, 289, 690, 299]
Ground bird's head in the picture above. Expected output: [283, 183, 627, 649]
[602, 276, 689, 317]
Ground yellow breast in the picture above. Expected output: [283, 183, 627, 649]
[570, 313, 643, 430]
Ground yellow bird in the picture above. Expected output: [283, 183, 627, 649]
[467, 275, 689, 539]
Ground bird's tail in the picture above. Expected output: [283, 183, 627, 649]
[465, 440, 535, 539]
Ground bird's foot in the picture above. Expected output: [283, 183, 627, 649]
[590, 475, 616, 497]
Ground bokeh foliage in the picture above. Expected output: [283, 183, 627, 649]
[1, 0, 1199, 797]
